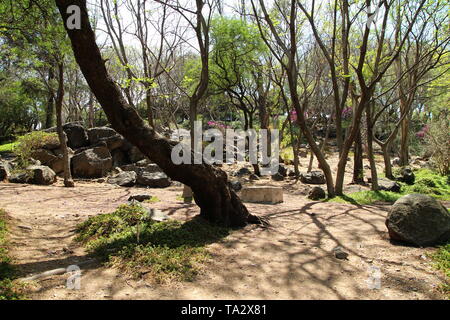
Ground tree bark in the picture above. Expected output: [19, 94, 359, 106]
[55, 0, 261, 227]
[45, 67, 55, 129]
[55, 62, 74, 188]
[352, 128, 364, 184]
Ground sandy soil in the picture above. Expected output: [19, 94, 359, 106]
[0, 171, 447, 300]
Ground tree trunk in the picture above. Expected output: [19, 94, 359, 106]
[55, 62, 74, 188]
[352, 128, 364, 184]
[366, 106, 378, 190]
[381, 143, 394, 179]
[399, 107, 410, 166]
[45, 67, 55, 129]
[88, 92, 94, 128]
[55, 0, 260, 227]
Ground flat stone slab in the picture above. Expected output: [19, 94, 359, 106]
[240, 186, 283, 204]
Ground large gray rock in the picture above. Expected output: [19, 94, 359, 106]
[63, 123, 89, 149]
[137, 171, 171, 188]
[300, 171, 326, 184]
[50, 147, 74, 174]
[308, 186, 326, 200]
[271, 172, 284, 181]
[378, 178, 401, 193]
[72, 146, 112, 178]
[87, 127, 117, 144]
[9, 166, 56, 185]
[88, 127, 124, 151]
[386, 194, 450, 246]
[0, 161, 12, 181]
[26, 165, 57, 185]
[107, 171, 137, 187]
[31, 149, 57, 165]
[8, 172, 32, 184]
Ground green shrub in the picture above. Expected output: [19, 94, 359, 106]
[76, 204, 229, 284]
[429, 243, 450, 298]
[426, 118, 450, 175]
[328, 169, 450, 205]
[13, 131, 58, 167]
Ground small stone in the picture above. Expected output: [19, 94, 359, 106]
[128, 195, 152, 202]
[333, 246, 349, 260]
[18, 225, 33, 231]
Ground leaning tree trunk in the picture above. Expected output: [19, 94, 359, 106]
[55, 0, 260, 227]
[55, 62, 74, 188]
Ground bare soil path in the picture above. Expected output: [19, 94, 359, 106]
[0, 178, 447, 300]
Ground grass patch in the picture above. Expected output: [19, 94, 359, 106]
[399, 169, 450, 200]
[0, 141, 18, 153]
[327, 169, 450, 205]
[0, 209, 26, 300]
[144, 196, 160, 204]
[429, 243, 450, 298]
[76, 204, 229, 284]
[325, 190, 402, 205]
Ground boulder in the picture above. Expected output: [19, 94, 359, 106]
[107, 171, 136, 187]
[63, 123, 89, 149]
[385, 194, 450, 246]
[397, 167, 415, 185]
[271, 172, 284, 181]
[128, 194, 152, 202]
[235, 167, 252, 176]
[240, 186, 283, 204]
[87, 127, 117, 144]
[278, 164, 288, 177]
[378, 178, 401, 193]
[26, 165, 57, 185]
[308, 186, 326, 200]
[31, 149, 57, 165]
[137, 171, 171, 188]
[9, 166, 56, 185]
[0, 161, 11, 181]
[50, 147, 74, 174]
[8, 172, 32, 184]
[71, 146, 113, 178]
[300, 171, 326, 184]
[41, 140, 61, 151]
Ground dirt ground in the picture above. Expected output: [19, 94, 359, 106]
[0, 167, 448, 300]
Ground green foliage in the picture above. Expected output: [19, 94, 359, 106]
[0, 141, 18, 153]
[429, 243, 450, 298]
[400, 169, 450, 200]
[328, 169, 450, 205]
[326, 191, 402, 205]
[76, 204, 229, 283]
[0, 209, 25, 300]
[13, 131, 58, 167]
[426, 117, 450, 175]
[0, 78, 39, 137]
